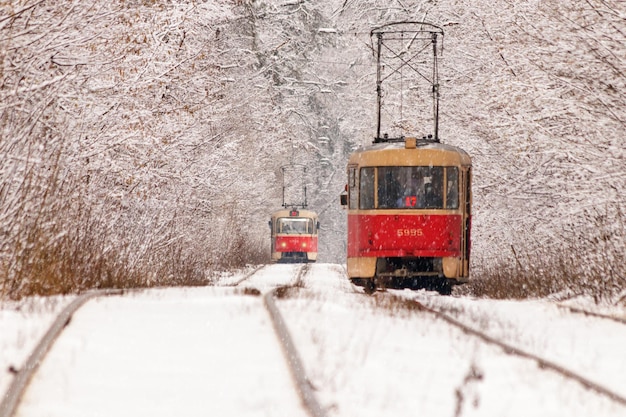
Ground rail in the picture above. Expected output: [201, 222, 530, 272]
[264, 264, 326, 417]
[385, 291, 626, 407]
[0, 289, 123, 417]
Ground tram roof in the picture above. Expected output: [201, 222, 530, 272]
[270, 208, 318, 220]
[348, 138, 471, 167]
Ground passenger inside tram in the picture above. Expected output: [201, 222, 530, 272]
[423, 174, 443, 208]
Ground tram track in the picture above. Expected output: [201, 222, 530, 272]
[1, 265, 326, 417]
[379, 290, 626, 408]
[556, 303, 626, 326]
[221, 264, 267, 287]
[218, 263, 327, 417]
[262, 264, 327, 417]
[230, 262, 326, 417]
[0, 289, 123, 417]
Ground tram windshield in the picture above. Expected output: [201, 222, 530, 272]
[277, 218, 315, 234]
[358, 166, 459, 210]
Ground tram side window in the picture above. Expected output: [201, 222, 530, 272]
[348, 167, 358, 209]
[446, 167, 459, 209]
[359, 167, 375, 209]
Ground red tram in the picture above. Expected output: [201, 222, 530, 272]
[341, 136, 472, 294]
[269, 208, 319, 263]
[339, 21, 472, 293]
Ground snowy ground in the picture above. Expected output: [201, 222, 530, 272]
[2, 263, 626, 417]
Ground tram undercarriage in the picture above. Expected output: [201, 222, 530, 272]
[350, 256, 459, 295]
[277, 252, 316, 263]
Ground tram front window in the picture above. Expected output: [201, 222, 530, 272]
[377, 166, 446, 209]
[446, 167, 459, 209]
[278, 218, 313, 234]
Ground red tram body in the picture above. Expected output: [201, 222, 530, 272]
[341, 137, 472, 294]
[269, 208, 319, 263]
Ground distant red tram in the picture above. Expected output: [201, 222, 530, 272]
[269, 208, 319, 263]
[341, 137, 472, 294]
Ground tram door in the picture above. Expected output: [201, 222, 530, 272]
[460, 167, 472, 277]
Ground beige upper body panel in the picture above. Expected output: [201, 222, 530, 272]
[348, 141, 472, 167]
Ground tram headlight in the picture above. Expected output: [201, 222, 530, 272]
[301, 242, 307, 248]
[281, 242, 287, 248]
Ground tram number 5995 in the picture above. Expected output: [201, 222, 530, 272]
[397, 228, 423, 237]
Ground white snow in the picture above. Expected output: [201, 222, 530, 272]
[2, 264, 626, 417]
